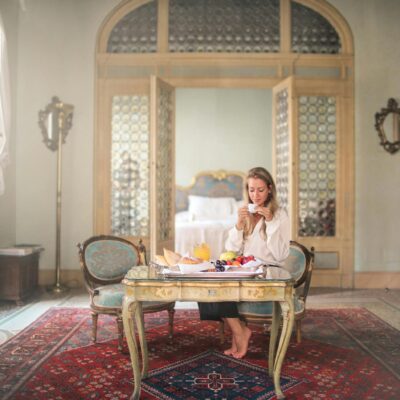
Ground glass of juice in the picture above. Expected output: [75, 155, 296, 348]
[193, 243, 211, 261]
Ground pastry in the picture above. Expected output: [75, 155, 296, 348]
[163, 248, 182, 266]
[154, 255, 168, 266]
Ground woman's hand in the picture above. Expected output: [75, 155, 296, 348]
[254, 206, 273, 221]
[236, 205, 250, 230]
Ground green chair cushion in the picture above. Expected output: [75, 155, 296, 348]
[85, 240, 139, 280]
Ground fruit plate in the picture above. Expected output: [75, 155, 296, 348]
[214, 258, 264, 269]
[177, 261, 213, 274]
[163, 268, 263, 279]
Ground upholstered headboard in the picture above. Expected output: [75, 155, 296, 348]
[176, 170, 247, 213]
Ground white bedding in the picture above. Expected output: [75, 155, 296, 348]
[175, 211, 237, 259]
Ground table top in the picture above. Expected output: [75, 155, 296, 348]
[123, 264, 293, 283]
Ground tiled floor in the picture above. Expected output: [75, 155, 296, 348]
[1, 287, 399, 345]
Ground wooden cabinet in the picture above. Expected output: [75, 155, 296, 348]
[0, 252, 40, 305]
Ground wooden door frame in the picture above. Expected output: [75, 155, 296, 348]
[94, 0, 355, 287]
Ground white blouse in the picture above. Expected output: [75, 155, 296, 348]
[225, 208, 290, 264]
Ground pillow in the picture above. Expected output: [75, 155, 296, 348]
[188, 195, 236, 220]
[175, 211, 190, 223]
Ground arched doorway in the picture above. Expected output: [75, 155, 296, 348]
[94, 0, 354, 288]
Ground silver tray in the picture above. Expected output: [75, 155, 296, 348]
[163, 269, 263, 279]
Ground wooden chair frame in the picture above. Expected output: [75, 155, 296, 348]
[78, 234, 175, 351]
[219, 240, 314, 344]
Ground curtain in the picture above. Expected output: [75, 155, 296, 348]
[0, 13, 11, 196]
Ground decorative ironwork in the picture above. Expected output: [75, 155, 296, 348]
[107, 1, 157, 53]
[111, 95, 150, 236]
[169, 0, 280, 53]
[298, 96, 336, 237]
[291, 1, 341, 54]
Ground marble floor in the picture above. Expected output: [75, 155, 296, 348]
[1, 287, 399, 345]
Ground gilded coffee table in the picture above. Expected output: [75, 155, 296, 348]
[122, 265, 294, 399]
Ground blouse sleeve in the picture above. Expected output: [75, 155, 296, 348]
[265, 209, 290, 263]
[225, 226, 244, 252]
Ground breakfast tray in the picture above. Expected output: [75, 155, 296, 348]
[162, 268, 263, 279]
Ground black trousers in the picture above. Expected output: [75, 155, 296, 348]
[198, 302, 239, 321]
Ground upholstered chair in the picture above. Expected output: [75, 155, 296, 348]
[219, 240, 314, 343]
[78, 235, 175, 351]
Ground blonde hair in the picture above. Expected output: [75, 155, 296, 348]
[244, 167, 279, 239]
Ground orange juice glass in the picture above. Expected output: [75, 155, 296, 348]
[193, 243, 211, 261]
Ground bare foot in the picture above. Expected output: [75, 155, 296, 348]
[223, 337, 237, 356]
[232, 326, 252, 359]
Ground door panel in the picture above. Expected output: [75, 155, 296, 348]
[150, 76, 176, 259]
[273, 77, 354, 287]
[95, 80, 152, 252]
[272, 77, 295, 238]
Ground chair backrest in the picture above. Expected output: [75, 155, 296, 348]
[78, 235, 142, 286]
[283, 241, 314, 296]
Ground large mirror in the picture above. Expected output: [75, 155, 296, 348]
[375, 98, 400, 154]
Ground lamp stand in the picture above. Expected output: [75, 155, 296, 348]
[39, 97, 73, 294]
[47, 113, 68, 294]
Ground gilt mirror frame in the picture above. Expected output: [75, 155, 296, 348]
[38, 96, 74, 152]
[374, 98, 400, 154]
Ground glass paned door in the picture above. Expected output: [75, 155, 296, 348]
[272, 76, 294, 238]
[110, 94, 150, 237]
[95, 80, 151, 251]
[273, 77, 353, 286]
[150, 76, 175, 259]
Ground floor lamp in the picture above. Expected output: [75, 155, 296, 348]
[38, 96, 74, 293]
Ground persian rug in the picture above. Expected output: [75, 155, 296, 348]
[0, 307, 399, 399]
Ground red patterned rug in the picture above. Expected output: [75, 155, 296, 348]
[0, 307, 399, 399]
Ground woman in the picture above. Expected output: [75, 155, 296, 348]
[198, 167, 290, 359]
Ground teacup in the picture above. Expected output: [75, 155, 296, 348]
[248, 204, 257, 213]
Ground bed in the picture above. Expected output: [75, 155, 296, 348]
[175, 170, 247, 259]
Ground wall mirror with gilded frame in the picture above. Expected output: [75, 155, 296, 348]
[375, 98, 400, 154]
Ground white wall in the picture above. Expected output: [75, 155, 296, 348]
[0, 0, 18, 246]
[0, 0, 399, 276]
[330, 0, 400, 272]
[175, 88, 272, 186]
[0, 0, 119, 273]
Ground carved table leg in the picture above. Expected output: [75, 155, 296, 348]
[272, 299, 294, 399]
[122, 298, 142, 400]
[268, 301, 281, 377]
[134, 302, 149, 378]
